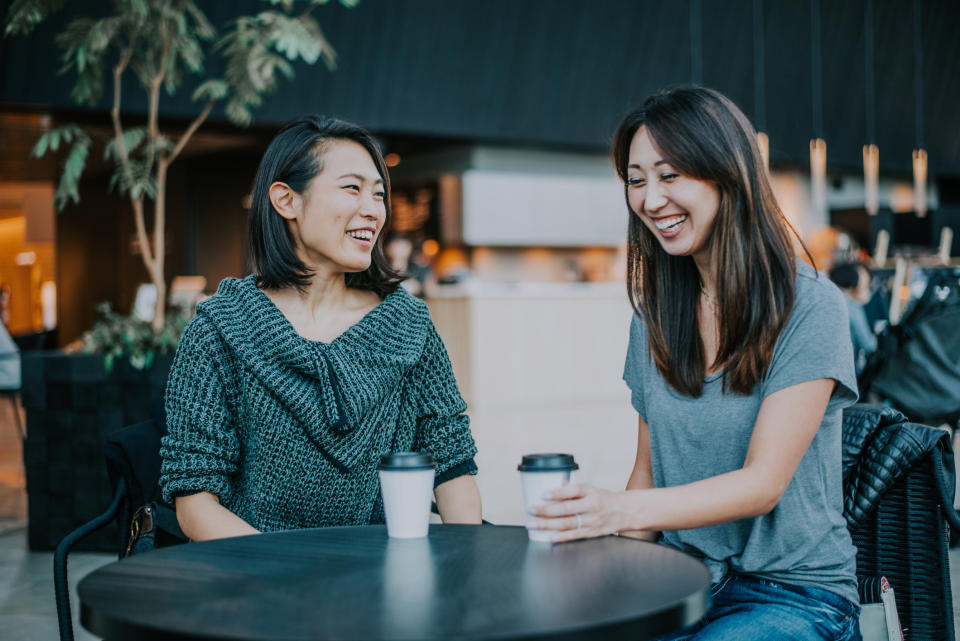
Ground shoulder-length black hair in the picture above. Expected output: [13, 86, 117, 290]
[248, 115, 403, 297]
[612, 86, 812, 396]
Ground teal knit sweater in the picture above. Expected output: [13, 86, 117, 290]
[159, 276, 478, 532]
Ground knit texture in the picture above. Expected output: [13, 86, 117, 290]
[159, 275, 477, 531]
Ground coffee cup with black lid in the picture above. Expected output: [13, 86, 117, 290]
[518, 453, 579, 542]
[378, 452, 436, 538]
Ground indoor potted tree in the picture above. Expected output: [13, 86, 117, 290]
[5, 0, 356, 550]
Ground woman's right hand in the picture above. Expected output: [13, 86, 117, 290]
[526, 483, 635, 542]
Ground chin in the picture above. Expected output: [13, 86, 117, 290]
[343, 259, 373, 273]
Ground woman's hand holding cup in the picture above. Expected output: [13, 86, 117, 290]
[528, 483, 630, 543]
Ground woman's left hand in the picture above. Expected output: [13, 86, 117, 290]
[527, 483, 631, 542]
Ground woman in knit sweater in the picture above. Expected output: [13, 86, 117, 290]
[160, 116, 482, 540]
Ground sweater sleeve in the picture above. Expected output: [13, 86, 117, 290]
[159, 316, 241, 505]
[410, 323, 478, 486]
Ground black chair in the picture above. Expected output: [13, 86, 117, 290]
[53, 419, 187, 641]
[843, 404, 960, 641]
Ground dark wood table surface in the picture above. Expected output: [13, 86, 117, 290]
[78, 524, 710, 641]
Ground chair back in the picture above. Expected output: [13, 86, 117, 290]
[843, 404, 958, 641]
[103, 419, 185, 556]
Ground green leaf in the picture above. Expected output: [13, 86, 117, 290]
[54, 131, 91, 210]
[192, 78, 229, 101]
[104, 126, 147, 162]
[3, 0, 69, 37]
[182, 1, 215, 40]
[32, 132, 50, 158]
[32, 124, 85, 158]
[225, 99, 253, 127]
[54, 17, 117, 105]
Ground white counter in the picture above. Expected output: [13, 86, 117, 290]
[428, 283, 639, 525]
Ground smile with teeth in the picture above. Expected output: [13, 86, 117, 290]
[653, 214, 688, 232]
[346, 229, 374, 241]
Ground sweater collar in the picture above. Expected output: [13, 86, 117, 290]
[196, 276, 428, 469]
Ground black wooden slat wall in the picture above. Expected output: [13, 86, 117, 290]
[1, 0, 958, 175]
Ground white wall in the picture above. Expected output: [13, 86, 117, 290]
[430, 285, 638, 525]
[455, 147, 627, 247]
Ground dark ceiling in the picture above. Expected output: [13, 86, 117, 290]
[2, 0, 959, 177]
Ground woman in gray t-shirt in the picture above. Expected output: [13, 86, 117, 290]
[529, 87, 861, 640]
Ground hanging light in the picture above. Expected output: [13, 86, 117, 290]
[809, 0, 827, 221]
[757, 132, 770, 171]
[810, 139, 828, 221]
[913, 149, 928, 216]
[753, 0, 770, 172]
[912, 0, 928, 217]
[863, 144, 879, 215]
[863, 0, 879, 215]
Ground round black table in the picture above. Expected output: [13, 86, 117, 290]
[79, 525, 710, 641]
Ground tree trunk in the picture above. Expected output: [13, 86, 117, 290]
[150, 159, 168, 331]
[152, 273, 166, 331]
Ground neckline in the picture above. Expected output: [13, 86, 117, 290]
[704, 370, 724, 383]
[251, 278, 393, 347]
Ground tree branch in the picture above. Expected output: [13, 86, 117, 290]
[148, 35, 172, 140]
[110, 38, 136, 181]
[131, 195, 155, 276]
[151, 158, 168, 330]
[111, 30, 156, 273]
[168, 99, 215, 165]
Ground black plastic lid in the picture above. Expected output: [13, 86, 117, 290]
[517, 453, 579, 472]
[378, 452, 436, 471]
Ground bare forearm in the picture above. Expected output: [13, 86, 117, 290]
[620, 466, 779, 533]
[175, 492, 260, 541]
[434, 474, 482, 524]
[620, 415, 658, 540]
[620, 462, 658, 540]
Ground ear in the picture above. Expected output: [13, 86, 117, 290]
[269, 182, 300, 221]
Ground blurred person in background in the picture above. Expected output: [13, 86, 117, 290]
[529, 87, 861, 640]
[385, 234, 433, 297]
[0, 320, 20, 392]
[160, 116, 481, 541]
[829, 262, 877, 377]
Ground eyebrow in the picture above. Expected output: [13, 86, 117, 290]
[627, 160, 671, 170]
[337, 172, 384, 185]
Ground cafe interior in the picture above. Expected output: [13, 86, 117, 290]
[1, 1, 959, 640]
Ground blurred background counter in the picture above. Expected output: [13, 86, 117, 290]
[429, 282, 637, 526]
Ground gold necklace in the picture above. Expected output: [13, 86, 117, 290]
[700, 287, 718, 308]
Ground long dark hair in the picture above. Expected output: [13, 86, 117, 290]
[612, 86, 811, 396]
[248, 115, 403, 296]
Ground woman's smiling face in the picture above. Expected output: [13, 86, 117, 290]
[626, 126, 721, 265]
[284, 139, 387, 274]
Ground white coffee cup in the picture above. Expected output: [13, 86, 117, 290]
[378, 452, 436, 538]
[518, 453, 579, 542]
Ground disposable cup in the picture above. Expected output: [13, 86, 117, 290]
[518, 453, 579, 542]
[379, 452, 436, 538]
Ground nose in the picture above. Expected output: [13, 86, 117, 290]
[644, 181, 667, 213]
[358, 191, 382, 221]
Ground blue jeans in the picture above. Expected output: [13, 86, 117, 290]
[653, 574, 862, 640]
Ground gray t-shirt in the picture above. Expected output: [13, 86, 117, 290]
[623, 260, 859, 604]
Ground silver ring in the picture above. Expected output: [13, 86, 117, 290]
[575, 514, 583, 530]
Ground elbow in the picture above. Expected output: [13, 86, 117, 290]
[174, 493, 211, 541]
[174, 500, 196, 541]
[753, 483, 788, 517]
